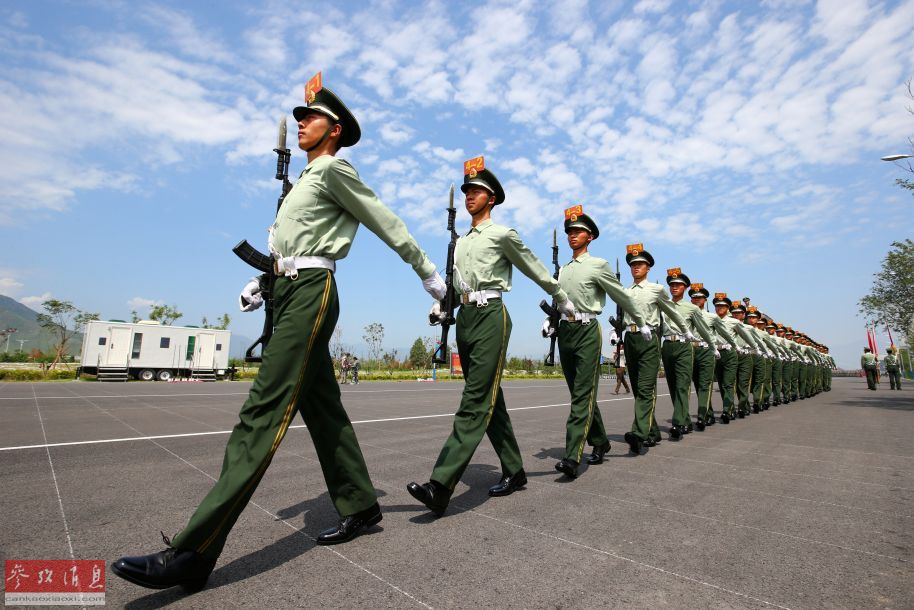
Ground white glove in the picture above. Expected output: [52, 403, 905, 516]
[639, 324, 652, 340]
[429, 301, 446, 326]
[685, 331, 698, 342]
[239, 277, 263, 312]
[557, 298, 577, 318]
[755, 348, 763, 357]
[423, 272, 447, 301]
[714, 349, 721, 360]
[542, 317, 556, 338]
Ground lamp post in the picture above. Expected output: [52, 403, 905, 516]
[16, 339, 29, 353]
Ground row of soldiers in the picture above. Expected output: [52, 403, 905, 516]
[111, 77, 836, 593]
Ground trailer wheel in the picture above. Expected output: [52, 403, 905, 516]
[137, 369, 155, 381]
[157, 369, 174, 382]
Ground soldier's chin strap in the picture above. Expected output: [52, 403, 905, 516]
[305, 123, 337, 152]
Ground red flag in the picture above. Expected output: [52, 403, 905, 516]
[886, 325, 895, 350]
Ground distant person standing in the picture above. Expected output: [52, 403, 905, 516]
[861, 347, 878, 390]
[351, 356, 360, 385]
[340, 352, 350, 384]
[614, 345, 630, 395]
[884, 348, 901, 390]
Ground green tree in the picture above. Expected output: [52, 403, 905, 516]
[363, 322, 384, 363]
[859, 239, 914, 344]
[408, 337, 436, 369]
[202, 313, 231, 330]
[149, 304, 183, 325]
[130, 310, 140, 323]
[35, 299, 99, 369]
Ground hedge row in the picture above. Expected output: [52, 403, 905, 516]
[0, 369, 78, 381]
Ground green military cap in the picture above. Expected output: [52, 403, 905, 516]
[625, 243, 654, 266]
[293, 72, 361, 147]
[460, 156, 505, 204]
[563, 205, 599, 238]
[665, 267, 690, 286]
[712, 291, 731, 307]
[688, 283, 710, 298]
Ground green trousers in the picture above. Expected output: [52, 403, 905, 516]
[771, 359, 781, 402]
[864, 365, 877, 390]
[790, 361, 802, 400]
[625, 331, 662, 441]
[431, 300, 523, 490]
[750, 354, 766, 407]
[662, 340, 694, 428]
[692, 346, 716, 422]
[714, 348, 737, 416]
[764, 357, 773, 402]
[172, 270, 375, 559]
[799, 363, 808, 396]
[557, 320, 608, 463]
[736, 352, 753, 413]
[887, 367, 900, 389]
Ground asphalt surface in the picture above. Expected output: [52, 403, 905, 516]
[0, 375, 912, 609]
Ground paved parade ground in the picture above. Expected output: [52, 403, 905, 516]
[1, 376, 912, 609]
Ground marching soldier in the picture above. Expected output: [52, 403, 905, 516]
[662, 270, 716, 439]
[407, 157, 578, 515]
[774, 325, 792, 404]
[745, 305, 774, 412]
[547, 207, 647, 478]
[711, 293, 754, 423]
[112, 74, 448, 592]
[688, 286, 737, 430]
[729, 301, 756, 419]
[620, 245, 690, 454]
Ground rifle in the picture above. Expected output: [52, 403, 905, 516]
[539, 228, 560, 366]
[431, 184, 458, 365]
[607, 258, 625, 362]
[232, 115, 292, 362]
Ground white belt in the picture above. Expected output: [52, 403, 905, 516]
[719, 344, 732, 351]
[274, 255, 336, 278]
[664, 334, 687, 342]
[460, 289, 502, 306]
[694, 341, 709, 348]
[565, 312, 598, 324]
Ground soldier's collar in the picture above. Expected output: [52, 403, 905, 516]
[570, 251, 591, 263]
[468, 218, 494, 233]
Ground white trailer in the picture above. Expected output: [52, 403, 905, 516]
[79, 320, 232, 381]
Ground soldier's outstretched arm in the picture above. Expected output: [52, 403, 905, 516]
[502, 229, 570, 303]
[596, 262, 645, 327]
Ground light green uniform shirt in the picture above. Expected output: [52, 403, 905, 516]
[700, 310, 737, 349]
[454, 219, 567, 302]
[270, 155, 435, 278]
[884, 353, 898, 368]
[720, 314, 756, 351]
[622, 280, 688, 330]
[663, 299, 715, 346]
[558, 252, 645, 325]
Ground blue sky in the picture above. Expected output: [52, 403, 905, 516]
[1, 0, 913, 368]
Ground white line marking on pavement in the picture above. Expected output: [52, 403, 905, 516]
[464, 508, 793, 610]
[31, 386, 76, 561]
[0, 382, 568, 401]
[0, 394, 652, 452]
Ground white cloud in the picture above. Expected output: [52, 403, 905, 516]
[0, 276, 24, 296]
[20, 293, 52, 309]
[128, 297, 160, 312]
